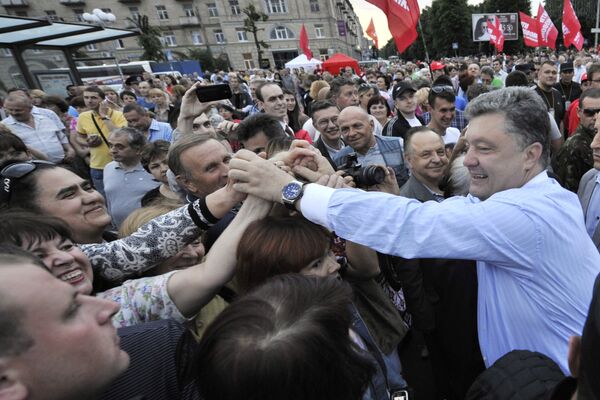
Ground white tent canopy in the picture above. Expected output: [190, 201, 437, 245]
[285, 54, 322, 72]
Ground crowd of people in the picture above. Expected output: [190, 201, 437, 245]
[1, 48, 600, 400]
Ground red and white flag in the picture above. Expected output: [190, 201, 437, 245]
[537, 3, 558, 49]
[519, 12, 539, 48]
[366, 0, 420, 54]
[366, 17, 378, 48]
[299, 24, 313, 60]
[488, 17, 504, 52]
[562, 0, 584, 50]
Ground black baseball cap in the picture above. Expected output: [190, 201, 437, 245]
[560, 62, 574, 73]
[392, 81, 416, 100]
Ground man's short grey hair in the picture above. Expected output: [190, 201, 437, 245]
[465, 87, 550, 167]
[168, 135, 212, 179]
[110, 127, 147, 151]
[4, 93, 31, 107]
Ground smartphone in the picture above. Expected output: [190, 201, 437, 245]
[195, 84, 233, 102]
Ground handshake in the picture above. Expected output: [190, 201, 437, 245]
[228, 140, 399, 206]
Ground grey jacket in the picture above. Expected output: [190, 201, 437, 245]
[578, 168, 600, 251]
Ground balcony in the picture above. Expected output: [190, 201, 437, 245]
[179, 15, 200, 26]
[118, 0, 140, 3]
[1, 0, 28, 7]
[59, 0, 85, 5]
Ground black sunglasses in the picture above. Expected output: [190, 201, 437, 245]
[1, 160, 55, 201]
[582, 108, 600, 117]
[431, 85, 455, 94]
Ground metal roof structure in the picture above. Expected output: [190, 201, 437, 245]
[0, 14, 138, 87]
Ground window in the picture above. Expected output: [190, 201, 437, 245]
[129, 7, 140, 18]
[163, 31, 177, 46]
[156, 5, 169, 20]
[15, 11, 28, 17]
[229, 0, 240, 15]
[309, 0, 319, 12]
[73, 9, 84, 22]
[101, 8, 112, 13]
[86, 43, 98, 51]
[114, 39, 125, 49]
[207, 3, 218, 17]
[236, 28, 248, 42]
[265, 0, 287, 14]
[243, 53, 255, 69]
[319, 49, 328, 61]
[270, 26, 294, 40]
[191, 31, 203, 45]
[315, 24, 324, 38]
[183, 4, 195, 17]
[45, 10, 62, 22]
[214, 29, 225, 43]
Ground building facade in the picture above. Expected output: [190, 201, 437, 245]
[1, 0, 367, 71]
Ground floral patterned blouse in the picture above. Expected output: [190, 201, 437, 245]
[97, 271, 189, 328]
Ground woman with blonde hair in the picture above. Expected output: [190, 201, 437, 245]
[100, 86, 123, 111]
[149, 87, 179, 128]
[415, 86, 430, 115]
[29, 89, 46, 106]
[307, 80, 330, 114]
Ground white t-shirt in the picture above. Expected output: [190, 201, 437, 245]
[443, 127, 461, 145]
[405, 116, 422, 128]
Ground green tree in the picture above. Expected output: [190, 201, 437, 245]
[242, 4, 269, 67]
[180, 48, 216, 71]
[127, 14, 165, 62]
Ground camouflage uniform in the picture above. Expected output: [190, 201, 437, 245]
[552, 125, 595, 192]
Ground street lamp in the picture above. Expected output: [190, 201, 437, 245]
[82, 9, 124, 84]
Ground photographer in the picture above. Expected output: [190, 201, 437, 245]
[333, 106, 409, 189]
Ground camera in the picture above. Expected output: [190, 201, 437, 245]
[195, 84, 233, 102]
[337, 153, 386, 188]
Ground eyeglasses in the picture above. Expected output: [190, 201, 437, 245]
[1, 160, 55, 202]
[316, 117, 339, 128]
[582, 108, 600, 117]
[430, 85, 455, 94]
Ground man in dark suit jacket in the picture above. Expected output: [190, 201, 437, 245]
[388, 127, 483, 400]
[578, 126, 600, 252]
[311, 100, 345, 170]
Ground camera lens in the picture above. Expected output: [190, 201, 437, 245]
[360, 165, 386, 186]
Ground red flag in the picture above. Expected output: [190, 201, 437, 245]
[366, 0, 420, 54]
[488, 17, 504, 52]
[366, 17, 378, 48]
[537, 4, 558, 49]
[299, 24, 313, 60]
[562, 0, 584, 50]
[519, 12, 540, 48]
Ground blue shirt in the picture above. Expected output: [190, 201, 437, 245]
[300, 171, 600, 373]
[585, 171, 600, 238]
[148, 119, 173, 143]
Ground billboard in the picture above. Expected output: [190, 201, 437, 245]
[472, 13, 519, 42]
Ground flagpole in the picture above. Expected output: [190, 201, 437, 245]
[596, 0, 600, 47]
[417, 19, 430, 63]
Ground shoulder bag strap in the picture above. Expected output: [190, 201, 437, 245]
[90, 114, 110, 147]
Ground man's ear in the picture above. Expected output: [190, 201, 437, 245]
[523, 142, 543, 170]
[175, 175, 197, 194]
[568, 335, 582, 378]
[0, 360, 28, 400]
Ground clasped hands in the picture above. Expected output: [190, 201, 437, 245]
[228, 140, 352, 203]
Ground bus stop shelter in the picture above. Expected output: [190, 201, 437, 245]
[0, 14, 138, 88]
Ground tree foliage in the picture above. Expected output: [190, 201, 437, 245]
[242, 4, 270, 67]
[127, 14, 165, 62]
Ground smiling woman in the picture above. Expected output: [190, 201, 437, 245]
[0, 160, 244, 282]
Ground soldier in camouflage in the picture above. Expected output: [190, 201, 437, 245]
[553, 88, 600, 192]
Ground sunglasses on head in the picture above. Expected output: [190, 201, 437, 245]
[431, 85, 455, 94]
[582, 108, 600, 117]
[1, 160, 55, 202]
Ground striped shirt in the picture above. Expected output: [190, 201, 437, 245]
[300, 171, 600, 373]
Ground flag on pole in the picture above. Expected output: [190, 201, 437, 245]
[562, 0, 584, 50]
[366, 17, 378, 48]
[366, 0, 420, 54]
[299, 24, 313, 60]
[488, 17, 505, 52]
[519, 12, 540, 48]
[537, 3, 558, 49]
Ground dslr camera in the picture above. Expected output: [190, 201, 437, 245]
[337, 153, 386, 188]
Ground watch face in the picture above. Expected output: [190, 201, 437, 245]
[283, 182, 302, 200]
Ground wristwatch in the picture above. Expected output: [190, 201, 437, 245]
[281, 180, 305, 211]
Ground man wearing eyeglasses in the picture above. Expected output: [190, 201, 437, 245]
[552, 89, 600, 192]
[312, 100, 345, 169]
